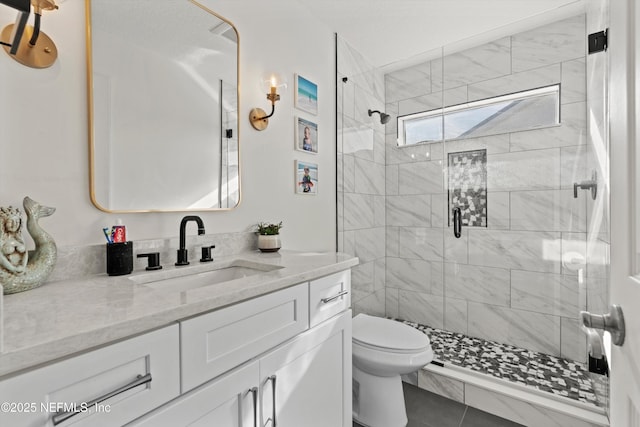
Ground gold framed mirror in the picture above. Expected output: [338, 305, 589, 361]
[86, 0, 240, 212]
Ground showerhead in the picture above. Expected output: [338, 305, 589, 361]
[368, 109, 391, 125]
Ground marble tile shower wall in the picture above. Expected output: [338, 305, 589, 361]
[336, 36, 387, 316]
[383, 15, 596, 363]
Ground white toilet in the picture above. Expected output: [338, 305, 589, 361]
[352, 314, 433, 427]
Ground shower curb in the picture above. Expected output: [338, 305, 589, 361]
[419, 363, 609, 427]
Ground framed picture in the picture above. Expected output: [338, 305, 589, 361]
[295, 74, 318, 115]
[295, 117, 318, 154]
[295, 160, 318, 195]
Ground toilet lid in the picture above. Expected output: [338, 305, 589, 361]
[353, 314, 430, 351]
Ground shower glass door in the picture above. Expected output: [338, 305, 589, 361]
[336, 35, 400, 317]
[436, 5, 610, 415]
[439, 14, 588, 358]
[337, 0, 610, 418]
[383, 47, 447, 331]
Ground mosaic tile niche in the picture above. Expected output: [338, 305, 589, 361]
[448, 149, 487, 227]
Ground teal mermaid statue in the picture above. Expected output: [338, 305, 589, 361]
[0, 197, 57, 295]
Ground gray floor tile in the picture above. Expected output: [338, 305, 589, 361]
[460, 407, 525, 427]
[404, 383, 466, 427]
[354, 382, 519, 427]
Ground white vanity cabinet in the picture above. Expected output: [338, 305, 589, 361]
[130, 269, 352, 427]
[0, 325, 180, 427]
[0, 267, 353, 427]
[131, 312, 351, 427]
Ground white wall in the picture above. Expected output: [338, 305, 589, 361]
[0, 0, 336, 252]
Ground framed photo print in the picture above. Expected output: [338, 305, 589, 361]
[295, 160, 318, 195]
[295, 117, 318, 154]
[295, 74, 318, 115]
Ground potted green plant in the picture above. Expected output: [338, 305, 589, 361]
[256, 221, 283, 252]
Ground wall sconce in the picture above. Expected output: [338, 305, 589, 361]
[0, 0, 59, 68]
[249, 74, 287, 131]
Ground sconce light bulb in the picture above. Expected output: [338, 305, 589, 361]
[252, 73, 286, 130]
[261, 73, 288, 91]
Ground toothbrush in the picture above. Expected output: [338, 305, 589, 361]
[103, 227, 113, 244]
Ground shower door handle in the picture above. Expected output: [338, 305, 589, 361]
[581, 304, 626, 346]
[452, 207, 462, 238]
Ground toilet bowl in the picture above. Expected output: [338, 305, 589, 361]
[352, 314, 433, 427]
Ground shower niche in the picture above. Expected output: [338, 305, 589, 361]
[447, 149, 487, 228]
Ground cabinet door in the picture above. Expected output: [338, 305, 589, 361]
[128, 361, 259, 427]
[259, 310, 352, 427]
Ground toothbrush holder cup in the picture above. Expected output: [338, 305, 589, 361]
[106, 241, 134, 276]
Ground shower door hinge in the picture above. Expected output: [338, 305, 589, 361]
[588, 29, 608, 54]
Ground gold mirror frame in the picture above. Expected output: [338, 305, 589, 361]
[85, 0, 241, 213]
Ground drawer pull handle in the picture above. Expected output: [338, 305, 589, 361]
[247, 386, 258, 427]
[51, 373, 152, 426]
[321, 290, 349, 304]
[264, 375, 277, 427]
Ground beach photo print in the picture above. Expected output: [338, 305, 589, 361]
[295, 74, 318, 115]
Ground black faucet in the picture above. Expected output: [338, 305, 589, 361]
[175, 216, 206, 266]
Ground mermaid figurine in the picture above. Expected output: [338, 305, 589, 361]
[0, 197, 57, 295]
[0, 206, 28, 274]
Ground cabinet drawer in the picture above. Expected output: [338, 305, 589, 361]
[0, 325, 180, 427]
[180, 283, 309, 392]
[309, 270, 351, 327]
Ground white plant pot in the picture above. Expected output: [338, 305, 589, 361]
[258, 234, 281, 252]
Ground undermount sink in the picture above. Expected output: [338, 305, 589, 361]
[130, 259, 283, 292]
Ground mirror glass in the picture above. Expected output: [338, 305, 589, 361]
[87, 0, 239, 211]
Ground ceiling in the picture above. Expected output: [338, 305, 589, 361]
[294, 0, 585, 70]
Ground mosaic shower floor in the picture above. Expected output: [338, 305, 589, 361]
[396, 319, 604, 408]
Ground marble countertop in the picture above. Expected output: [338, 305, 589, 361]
[0, 250, 358, 378]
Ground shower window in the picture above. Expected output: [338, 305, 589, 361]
[397, 84, 561, 146]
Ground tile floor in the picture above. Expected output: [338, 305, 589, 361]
[353, 383, 524, 427]
[397, 319, 603, 407]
